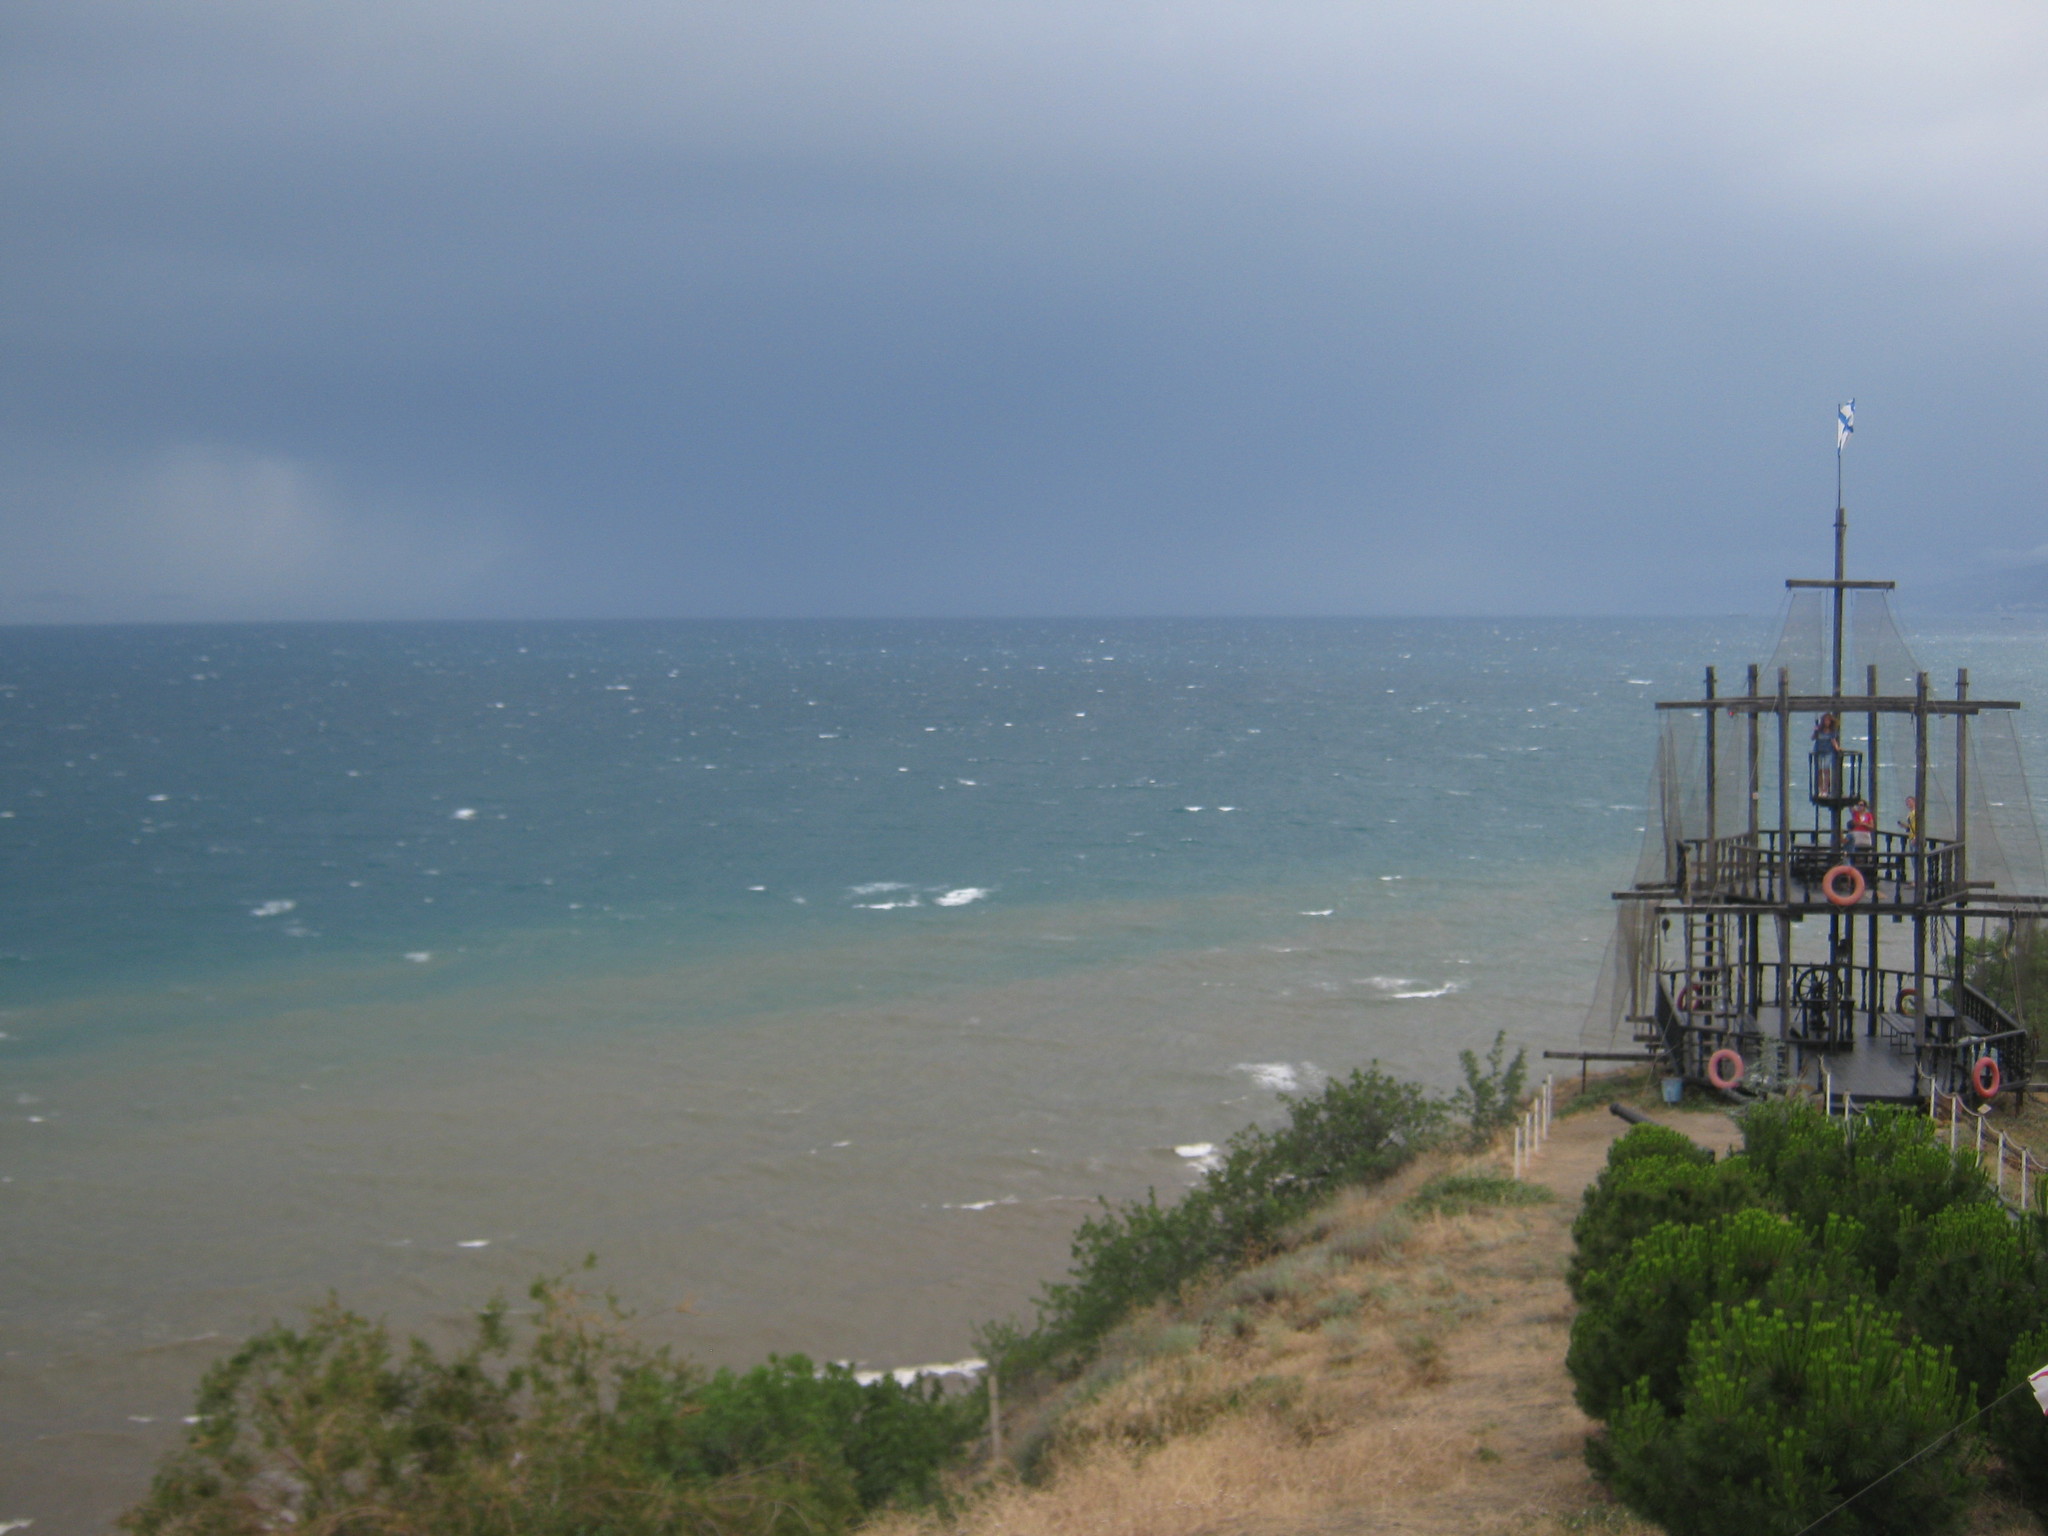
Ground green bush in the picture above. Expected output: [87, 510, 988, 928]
[1403, 1172, 1554, 1217]
[1600, 1297, 1973, 1536]
[1991, 1322, 2048, 1514]
[1451, 1030, 1528, 1143]
[121, 1278, 979, 1536]
[673, 1355, 978, 1514]
[1741, 1101, 1988, 1290]
[1000, 1065, 1446, 1374]
[1895, 1202, 2048, 1407]
[1568, 1151, 1758, 1304]
[1568, 1209, 1871, 1421]
[1606, 1121, 1715, 1172]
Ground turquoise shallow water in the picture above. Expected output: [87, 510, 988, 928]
[4, 614, 2041, 1527]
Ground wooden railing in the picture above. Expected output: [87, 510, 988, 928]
[1677, 829, 1961, 905]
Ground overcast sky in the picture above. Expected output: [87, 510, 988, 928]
[3, 1, 2046, 622]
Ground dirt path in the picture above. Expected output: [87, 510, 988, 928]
[1293, 1104, 1737, 1536]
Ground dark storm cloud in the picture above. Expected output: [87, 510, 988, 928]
[4, 1, 2047, 620]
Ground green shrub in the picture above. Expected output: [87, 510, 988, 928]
[1895, 1202, 2048, 1407]
[1741, 1101, 1988, 1290]
[1600, 1297, 1973, 1536]
[675, 1355, 978, 1513]
[1569, 1153, 1759, 1304]
[1404, 1172, 1554, 1217]
[1991, 1322, 2048, 1514]
[999, 1065, 1445, 1374]
[1452, 1030, 1528, 1143]
[1606, 1122, 1715, 1171]
[1567, 1209, 1870, 1421]
[121, 1278, 978, 1536]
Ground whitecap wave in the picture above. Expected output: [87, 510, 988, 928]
[943, 1196, 1019, 1211]
[1234, 1061, 1323, 1093]
[857, 897, 921, 910]
[1358, 977, 1465, 999]
[849, 882, 911, 897]
[843, 1357, 986, 1386]
[249, 899, 296, 919]
[934, 887, 989, 907]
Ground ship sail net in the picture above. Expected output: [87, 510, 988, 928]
[1583, 589, 2047, 1049]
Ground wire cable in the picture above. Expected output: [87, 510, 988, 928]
[1788, 1374, 2038, 1536]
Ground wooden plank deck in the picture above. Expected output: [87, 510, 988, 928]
[1798, 1026, 1923, 1103]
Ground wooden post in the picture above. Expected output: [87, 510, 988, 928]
[1747, 664, 1762, 1014]
[1705, 666, 1718, 847]
[1956, 670, 1970, 890]
[1868, 664, 1882, 1010]
[1778, 668, 1793, 1033]
[1999, 1131, 2008, 1195]
[1914, 670, 1930, 1047]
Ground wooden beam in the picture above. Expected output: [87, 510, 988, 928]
[1657, 696, 2018, 714]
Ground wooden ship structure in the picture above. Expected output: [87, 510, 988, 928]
[1590, 508, 2048, 1106]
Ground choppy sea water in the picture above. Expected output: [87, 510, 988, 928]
[5, 614, 2042, 1527]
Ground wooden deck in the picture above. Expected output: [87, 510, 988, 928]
[1695, 1006, 1928, 1103]
[1794, 1026, 1923, 1104]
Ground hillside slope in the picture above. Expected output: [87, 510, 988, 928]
[877, 1101, 1724, 1536]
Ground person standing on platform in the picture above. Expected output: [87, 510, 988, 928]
[1812, 712, 1841, 799]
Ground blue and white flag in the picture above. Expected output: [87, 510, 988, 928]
[1837, 399, 1855, 452]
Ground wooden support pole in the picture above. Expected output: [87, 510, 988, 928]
[1914, 670, 1930, 1049]
[1956, 669, 1970, 890]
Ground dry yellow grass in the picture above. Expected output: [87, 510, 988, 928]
[873, 1103, 1698, 1536]
[874, 1088, 2048, 1536]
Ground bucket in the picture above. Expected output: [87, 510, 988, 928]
[1661, 1077, 1685, 1106]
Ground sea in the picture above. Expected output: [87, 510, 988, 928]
[2, 614, 2041, 1527]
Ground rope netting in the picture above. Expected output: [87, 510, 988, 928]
[1583, 589, 2048, 1046]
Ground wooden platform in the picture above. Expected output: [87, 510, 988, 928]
[1795, 1028, 1923, 1104]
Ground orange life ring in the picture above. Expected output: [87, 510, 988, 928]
[1896, 989, 1920, 1017]
[1675, 982, 1707, 1014]
[1822, 863, 1867, 907]
[1972, 1055, 2002, 1100]
[1707, 1048, 1746, 1091]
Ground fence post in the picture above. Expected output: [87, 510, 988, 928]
[1999, 1131, 2008, 1196]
